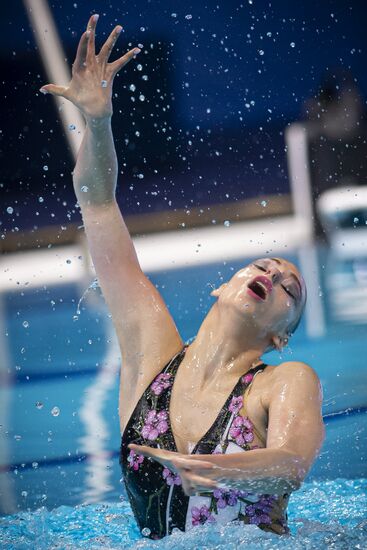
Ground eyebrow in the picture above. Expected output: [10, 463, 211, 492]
[269, 257, 302, 301]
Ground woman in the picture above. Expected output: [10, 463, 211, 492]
[41, 15, 325, 540]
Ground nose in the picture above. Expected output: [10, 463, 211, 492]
[265, 266, 282, 284]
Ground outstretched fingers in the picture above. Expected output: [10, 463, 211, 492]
[39, 84, 68, 98]
[73, 31, 89, 71]
[109, 47, 141, 77]
[86, 13, 99, 64]
[172, 457, 215, 472]
[98, 25, 123, 64]
[183, 473, 218, 496]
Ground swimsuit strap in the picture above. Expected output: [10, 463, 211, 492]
[189, 362, 267, 455]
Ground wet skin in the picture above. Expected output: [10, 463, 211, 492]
[41, 15, 324, 498]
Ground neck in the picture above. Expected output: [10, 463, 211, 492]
[184, 302, 267, 391]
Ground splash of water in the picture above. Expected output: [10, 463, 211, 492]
[73, 279, 100, 321]
[0, 479, 365, 549]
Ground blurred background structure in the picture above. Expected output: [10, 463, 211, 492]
[1, 1, 366, 249]
[0, 0, 366, 518]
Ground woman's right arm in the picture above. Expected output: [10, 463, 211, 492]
[40, 15, 183, 404]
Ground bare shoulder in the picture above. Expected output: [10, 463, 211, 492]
[265, 360, 325, 475]
[261, 361, 323, 410]
[275, 360, 321, 382]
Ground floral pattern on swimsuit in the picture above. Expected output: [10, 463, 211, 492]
[120, 345, 290, 540]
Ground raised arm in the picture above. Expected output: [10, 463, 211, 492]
[40, 15, 183, 429]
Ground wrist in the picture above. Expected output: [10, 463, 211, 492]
[85, 114, 112, 131]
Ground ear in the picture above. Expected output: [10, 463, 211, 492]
[271, 334, 289, 351]
[210, 283, 228, 297]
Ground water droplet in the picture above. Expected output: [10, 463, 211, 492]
[81, 186, 89, 193]
[51, 406, 60, 417]
[69, 124, 76, 131]
[38, 197, 44, 203]
[14, 434, 22, 441]
[141, 527, 151, 537]
[137, 64, 143, 71]
[140, 27, 145, 32]
[185, 14, 193, 20]
[261, 200, 268, 207]
[142, 75, 148, 80]
[259, 49, 264, 56]
[290, 42, 295, 48]
[6, 207, 14, 214]
[224, 220, 230, 227]
[22, 321, 29, 328]
[353, 217, 359, 224]
[129, 83, 136, 92]
[171, 13, 177, 18]
[66, 259, 71, 264]
[137, 173, 144, 179]
[36, 401, 43, 410]
[32, 462, 38, 469]
[318, 290, 323, 297]
[43, 165, 48, 171]
[21, 491, 28, 497]
[139, 94, 145, 101]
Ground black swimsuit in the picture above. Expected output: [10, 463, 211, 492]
[120, 345, 290, 539]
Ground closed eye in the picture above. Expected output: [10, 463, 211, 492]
[254, 264, 296, 300]
[282, 284, 295, 300]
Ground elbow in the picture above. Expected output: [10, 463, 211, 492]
[286, 465, 309, 493]
[286, 476, 302, 493]
[272, 475, 301, 495]
[279, 452, 309, 494]
[285, 450, 310, 489]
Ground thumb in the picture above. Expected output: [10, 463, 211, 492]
[40, 84, 68, 97]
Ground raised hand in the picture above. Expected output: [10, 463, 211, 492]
[40, 14, 141, 121]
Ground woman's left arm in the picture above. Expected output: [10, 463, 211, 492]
[130, 362, 325, 496]
[195, 361, 325, 494]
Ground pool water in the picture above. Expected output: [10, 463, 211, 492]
[0, 479, 366, 549]
[0, 247, 366, 548]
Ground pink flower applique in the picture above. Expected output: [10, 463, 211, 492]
[127, 449, 144, 471]
[229, 415, 254, 446]
[191, 505, 216, 526]
[151, 373, 172, 396]
[228, 395, 243, 414]
[213, 488, 243, 509]
[245, 495, 276, 525]
[162, 467, 181, 486]
[241, 372, 254, 385]
[141, 410, 169, 441]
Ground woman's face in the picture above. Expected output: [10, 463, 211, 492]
[214, 257, 306, 342]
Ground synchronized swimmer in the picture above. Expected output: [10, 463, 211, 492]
[41, 14, 324, 540]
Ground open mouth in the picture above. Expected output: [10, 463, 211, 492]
[247, 276, 273, 301]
